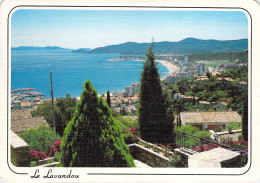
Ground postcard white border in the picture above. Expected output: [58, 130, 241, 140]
[1, 0, 259, 182]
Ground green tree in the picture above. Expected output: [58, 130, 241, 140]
[242, 89, 248, 141]
[138, 43, 174, 144]
[31, 94, 77, 136]
[106, 90, 111, 108]
[59, 80, 134, 167]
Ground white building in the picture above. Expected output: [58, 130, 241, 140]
[198, 63, 205, 76]
[184, 56, 189, 64]
[125, 83, 140, 97]
[182, 56, 190, 66]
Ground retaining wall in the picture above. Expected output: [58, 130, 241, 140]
[10, 131, 30, 167]
[128, 144, 170, 167]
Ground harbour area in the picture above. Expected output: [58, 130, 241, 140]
[11, 88, 45, 110]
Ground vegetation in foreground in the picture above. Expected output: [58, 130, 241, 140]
[59, 80, 135, 167]
[138, 42, 174, 144]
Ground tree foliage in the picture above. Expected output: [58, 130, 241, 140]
[242, 89, 248, 141]
[138, 43, 174, 144]
[59, 80, 134, 167]
[31, 94, 77, 136]
[18, 125, 62, 154]
[106, 90, 111, 108]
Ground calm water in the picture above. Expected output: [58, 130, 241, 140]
[11, 50, 169, 98]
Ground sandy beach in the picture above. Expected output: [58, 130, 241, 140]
[133, 59, 179, 79]
[155, 59, 179, 76]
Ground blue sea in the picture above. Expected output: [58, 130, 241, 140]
[11, 50, 169, 98]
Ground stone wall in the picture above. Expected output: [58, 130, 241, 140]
[128, 144, 170, 167]
[10, 131, 30, 167]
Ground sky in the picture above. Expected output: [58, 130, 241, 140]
[11, 9, 248, 49]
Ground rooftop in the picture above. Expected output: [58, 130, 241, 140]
[199, 101, 211, 105]
[223, 77, 235, 82]
[180, 111, 242, 124]
[211, 71, 221, 76]
[20, 101, 33, 107]
[219, 102, 229, 106]
[11, 109, 49, 133]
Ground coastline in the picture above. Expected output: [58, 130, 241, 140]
[155, 59, 179, 79]
[135, 59, 179, 80]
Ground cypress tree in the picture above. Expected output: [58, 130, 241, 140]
[107, 90, 111, 108]
[59, 80, 135, 167]
[138, 43, 174, 144]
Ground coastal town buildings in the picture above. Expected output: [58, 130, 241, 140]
[216, 102, 229, 111]
[197, 75, 209, 83]
[199, 101, 211, 108]
[125, 83, 140, 97]
[198, 63, 205, 76]
[238, 81, 247, 88]
[166, 75, 179, 83]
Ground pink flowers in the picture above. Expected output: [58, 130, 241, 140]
[193, 138, 248, 153]
[30, 140, 63, 161]
[123, 128, 138, 143]
[49, 140, 63, 157]
[194, 143, 221, 152]
[30, 149, 49, 161]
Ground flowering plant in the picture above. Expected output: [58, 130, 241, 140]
[194, 137, 248, 153]
[30, 149, 49, 161]
[49, 140, 63, 157]
[122, 128, 138, 144]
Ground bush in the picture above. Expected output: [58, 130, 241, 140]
[30, 149, 49, 161]
[49, 140, 63, 157]
[193, 130, 211, 140]
[122, 128, 138, 144]
[176, 125, 199, 134]
[18, 125, 62, 154]
[115, 116, 140, 133]
[30, 161, 37, 167]
[175, 127, 210, 149]
[167, 154, 185, 167]
[31, 94, 77, 136]
[224, 122, 242, 132]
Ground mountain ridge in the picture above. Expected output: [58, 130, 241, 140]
[11, 46, 72, 51]
[87, 38, 248, 55]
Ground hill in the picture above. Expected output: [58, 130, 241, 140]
[87, 38, 248, 55]
[11, 46, 72, 51]
[71, 48, 92, 53]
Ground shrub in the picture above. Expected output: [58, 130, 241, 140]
[167, 154, 185, 167]
[30, 161, 37, 167]
[224, 122, 242, 132]
[49, 140, 63, 157]
[122, 128, 138, 144]
[18, 125, 62, 154]
[193, 130, 211, 140]
[31, 94, 77, 136]
[115, 116, 140, 133]
[30, 149, 49, 161]
[176, 125, 199, 134]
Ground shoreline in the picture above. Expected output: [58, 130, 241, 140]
[155, 59, 179, 79]
[134, 59, 179, 80]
